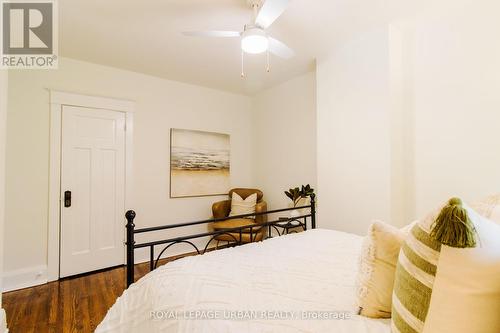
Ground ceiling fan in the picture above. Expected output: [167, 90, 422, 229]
[182, 0, 294, 75]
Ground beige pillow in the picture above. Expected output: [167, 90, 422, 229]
[229, 192, 257, 218]
[357, 221, 407, 318]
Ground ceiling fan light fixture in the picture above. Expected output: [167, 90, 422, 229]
[241, 28, 268, 54]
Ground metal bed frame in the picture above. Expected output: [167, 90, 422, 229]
[125, 194, 316, 287]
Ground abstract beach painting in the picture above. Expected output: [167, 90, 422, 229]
[170, 129, 230, 198]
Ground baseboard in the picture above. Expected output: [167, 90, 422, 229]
[133, 245, 201, 264]
[0, 308, 7, 332]
[134, 247, 151, 264]
[2, 265, 48, 292]
[133, 237, 218, 265]
[3, 238, 218, 292]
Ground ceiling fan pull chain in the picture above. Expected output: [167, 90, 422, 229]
[241, 50, 245, 78]
[266, 49, 270, 72]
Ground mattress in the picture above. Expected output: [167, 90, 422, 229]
[96, 229, 390, 333]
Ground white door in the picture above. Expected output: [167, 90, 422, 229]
[60, 106, 126, 277]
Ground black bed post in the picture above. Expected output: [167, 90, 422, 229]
[125, 210, 136, 287]
[310, 194, 316, 229]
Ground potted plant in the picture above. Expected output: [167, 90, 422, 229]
[285, 184, 315, 217]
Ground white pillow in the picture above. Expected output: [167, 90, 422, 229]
[229, 192, 257, 218]
[471, 193, 500, 223]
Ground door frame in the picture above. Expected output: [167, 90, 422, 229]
[48, 90, 134, 281]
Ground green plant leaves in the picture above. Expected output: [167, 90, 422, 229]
[284, 184, 315, 207]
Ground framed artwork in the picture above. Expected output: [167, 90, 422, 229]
[170, 128, 230, 198]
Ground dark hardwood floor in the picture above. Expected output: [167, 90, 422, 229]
[2, 259, 172, 333]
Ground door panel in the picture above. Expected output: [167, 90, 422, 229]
[60, 106, 125, 278]
[72, 147, 91, 255]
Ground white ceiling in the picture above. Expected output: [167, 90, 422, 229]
[60, 0, 419, 95]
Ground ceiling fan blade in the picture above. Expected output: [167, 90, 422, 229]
[268, 37, 294, 59]
[182, 31, 241, 37]
[255, 0, 289, 29]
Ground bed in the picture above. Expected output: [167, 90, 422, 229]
[96, 229, 390, 332]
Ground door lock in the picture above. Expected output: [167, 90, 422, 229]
[64, 191, 72, 207]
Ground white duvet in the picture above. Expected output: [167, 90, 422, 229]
[97, 229, 390, 333]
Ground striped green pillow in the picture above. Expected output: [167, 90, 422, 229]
[391, 222, 441, 333]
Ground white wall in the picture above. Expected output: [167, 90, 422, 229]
[316, 28, 392, 235]
[412, 0, 500, 216]
[0, 70, 8, 331]
[252, 72, 317, 209]
[4, 58, 254, 290]
[388, 22, 417, 227]
[316, 0, 500, 234]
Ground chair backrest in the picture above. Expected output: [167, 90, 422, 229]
[229, 188, 263, 202]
